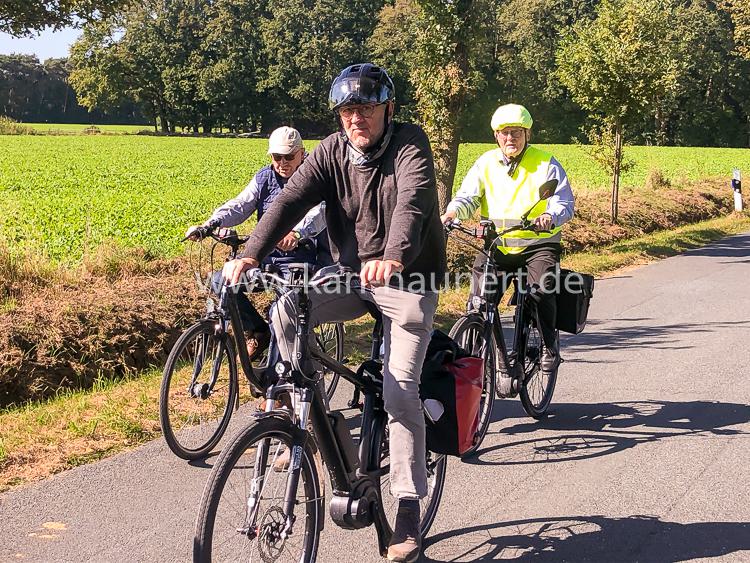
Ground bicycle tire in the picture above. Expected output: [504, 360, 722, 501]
[449, 313, 496, 458]
[315, 322, 344, 399]
[159, 320, 238, 460]
[370, 414, 447, 541]
[194, 415, 322, 562]
[518, 310, 558, 419]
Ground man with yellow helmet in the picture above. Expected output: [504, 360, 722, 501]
[441, 103, 574, 388]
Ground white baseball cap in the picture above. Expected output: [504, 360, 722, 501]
[267, 126, 303, 155]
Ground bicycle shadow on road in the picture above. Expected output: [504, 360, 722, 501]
[560, 318, 750, 360]
[422, 514, 750, 562]
[470, 400, 750, 466]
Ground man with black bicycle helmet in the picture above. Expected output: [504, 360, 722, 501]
[441, 104, 575, 390]
[224, 62, 446, 562]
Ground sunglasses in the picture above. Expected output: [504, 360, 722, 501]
[271, 151, 299, 162]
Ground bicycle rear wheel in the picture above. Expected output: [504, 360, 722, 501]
[194, 415, 322, 562]
[371, 415, 447, 541]
[518, 311, 558, 419]
[449, 313, 496, 457]
[314, 322, 344, 399]
[159, 320, 238, 460]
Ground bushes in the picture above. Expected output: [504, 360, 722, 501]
[0, 116, 36, 135]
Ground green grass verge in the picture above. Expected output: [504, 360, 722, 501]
[562, 212, 750, 275]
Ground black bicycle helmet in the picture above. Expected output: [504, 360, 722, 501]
[329, 63, 395, 112]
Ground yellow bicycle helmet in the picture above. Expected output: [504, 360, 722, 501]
[491, 104, 533, 131]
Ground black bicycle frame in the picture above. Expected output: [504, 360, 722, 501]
[257, 279, 393, 552]
[462, 220, 537, 380]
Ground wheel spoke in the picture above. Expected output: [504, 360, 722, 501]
[198, 423, 319, 562]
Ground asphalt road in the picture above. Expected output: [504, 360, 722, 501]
[2, 232, 750, 562]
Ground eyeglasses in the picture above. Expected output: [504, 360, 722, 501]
[497, 128, 526, 139]
[271, 151, 299, 162]
[338, 103, 381, 120]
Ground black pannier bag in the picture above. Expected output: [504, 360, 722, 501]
[419, 330, 484, 457]
[556, 269, 594, 334]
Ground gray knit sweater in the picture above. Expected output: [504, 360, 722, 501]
[242, 123, 447, 286]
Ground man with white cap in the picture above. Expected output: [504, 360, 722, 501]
[186, 126, 326, 363]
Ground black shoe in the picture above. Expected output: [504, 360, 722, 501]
[387, 501, 421, 562]
[541, 345, 560, 374]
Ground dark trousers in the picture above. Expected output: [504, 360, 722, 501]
[210, 271, 269, 334]
[470, 243, 561, 350]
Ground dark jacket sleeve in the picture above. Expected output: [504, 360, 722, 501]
[383, 126, 439, 268]
[241, 145, 328, 261]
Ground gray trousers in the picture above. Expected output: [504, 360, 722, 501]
[270, 284, 438, 499]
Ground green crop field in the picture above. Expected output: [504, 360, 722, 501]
[1, 133, 749, 263]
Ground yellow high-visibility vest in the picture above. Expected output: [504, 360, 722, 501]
[477, 145, 562, 254]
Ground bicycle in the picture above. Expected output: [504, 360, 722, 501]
[193, 266, 447, 561]
[159, 225, 344, 460]
[446, 179, 561, 429]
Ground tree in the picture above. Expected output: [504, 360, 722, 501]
[371, 0, 498, 211]
[258, 0, 383, 133]
[70, 3, 182, 132]
[197, 0, 267, 132]
[556, 0, 681, 222]
[720, 0, 750, 59]
[0, 0, 129, 36]
[718, 0, 750, 146]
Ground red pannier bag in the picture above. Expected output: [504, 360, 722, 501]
[420, 330, 484, 456]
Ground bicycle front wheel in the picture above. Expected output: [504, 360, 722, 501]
[314, 322, 344, 399]
[449, 313, 496, 458]
[159, 320, 238, 460]
[371, 415, 447, 540]
[518, 311, 557, 419]
[194, 416, 322, 562]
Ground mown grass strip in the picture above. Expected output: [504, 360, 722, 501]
[1, 212, 749, 491]
[562, 212, 750, 275]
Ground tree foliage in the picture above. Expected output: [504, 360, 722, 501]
[67, 0, 381, 133]
[556, 0, 693, 221]
[370, 0, 498, 210]
[0, 0, 129, 36]
[0, 53, 140, 123]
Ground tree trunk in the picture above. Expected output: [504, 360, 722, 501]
[159, 110, 170, 133]
[611, 118, 623, 223]
[433, 130, 461, 213]
[62, 83, 69, 115]
[417, 39, 470, 212]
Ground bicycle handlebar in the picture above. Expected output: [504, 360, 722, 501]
[182, 223, 315, 253]
[444, 218, 556, 257]
[446, 217, 555, 236]
[226, 266, 374, 295]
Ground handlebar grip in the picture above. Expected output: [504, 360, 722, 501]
[297, 237, 315, 252]
[182, 222, 220, 242]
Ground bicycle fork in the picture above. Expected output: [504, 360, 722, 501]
[239, 388, 313, 542]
